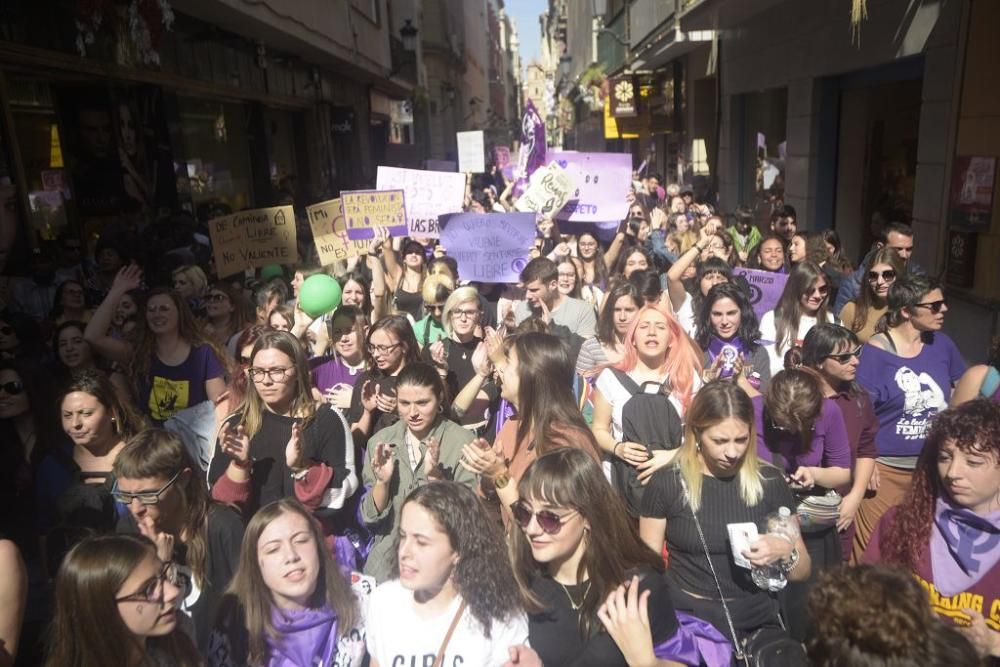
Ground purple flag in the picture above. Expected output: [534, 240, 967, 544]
[513, 101, 546, 197]
[733, 268, 789, 326]
[548, 151, 631, 222]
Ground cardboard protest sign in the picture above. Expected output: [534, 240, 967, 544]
[376, 166, 466, 238]
[456, 131, 485, 173]
[208, 205, 297, 278]
[305, 198, 370, 265]
[439, 212, 535, 283]
[341, 189, 407, 240]
[548, 151, 631, 223]
[733, 268, 789, 325]
[513, 161, 575, 217]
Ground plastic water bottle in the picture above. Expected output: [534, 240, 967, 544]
[751, 507, 796, 592]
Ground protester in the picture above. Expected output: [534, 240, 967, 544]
[115, 428, 244, 653]
[171, 265, 208, 314]
[728, 205, 762, 265]
[759, 261, 836, 376]
[44, 534, 200, 667]
[839, 247, 903, 343]
[863, 399, 1000, 659]
[384, 237, 428, 321]
[0, 311, 45, 361]
[576, 231, 611, 291]
[514, 258, 597, 354]
[833, 221, 917, 315]
[49, 279, 91, 326]
[203, 282, 252, 353]
[639, 382, 811, 642]
[311, 305, 368, 407]
[747, 234, 788, 273]
[365, 482, 530, 666]
[665, 242, 731, 337]
[853, 274, 966, 561]
[412, 274, 453, 348]
[208, 498, 366, 667]
[0, 539, 27, 666]
[612, 245, 654, 281]
[575, 281, 642, 375]
[51, 320, 123, 390]
[360, 362, 477, 582]
[347, 314, 420, 439]
[695, 282, 771, 391]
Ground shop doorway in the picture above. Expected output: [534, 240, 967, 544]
[833, 71, 922, 264]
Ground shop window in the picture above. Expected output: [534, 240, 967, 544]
[741, 87, 787, 217]
[175, 97, 253, 214]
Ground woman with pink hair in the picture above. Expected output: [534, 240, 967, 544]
[591, 304, 703, 516]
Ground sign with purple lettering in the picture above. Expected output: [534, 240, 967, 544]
[513, 100, 546, 196]
[439, 212, 535, 283]
[376, 166, 466, 238]
[548, 151, 631, 223]
[733, 268, 789, 324]
[341, 189, 407, 240]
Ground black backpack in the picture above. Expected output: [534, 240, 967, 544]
[609, 369, 683, 517]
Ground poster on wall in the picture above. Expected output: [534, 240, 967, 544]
[949, 156, 996, 230]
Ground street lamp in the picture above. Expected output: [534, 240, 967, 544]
[400, 20, 418, 52]
[558, 55, 572, 81]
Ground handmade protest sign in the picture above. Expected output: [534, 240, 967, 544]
[341, 189, 407, 240]
[733, 268, 789, 324]
[208, 205, 297, 278]
[456, 131, 485, 173]
[548, 151, 631, 223]
[376, 166, 465, 238]
[439, 212, 535, 283]
[306, 198, 370, 265]
[514, 100, 546, 196]
[513, 161, 575, 216]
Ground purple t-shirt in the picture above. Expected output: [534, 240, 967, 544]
[310, 356, 364, 394]
[140, 343, 225, 424]
[855, 333, 966, 458]
[752, 395, 852, 474]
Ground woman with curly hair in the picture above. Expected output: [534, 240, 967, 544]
[864, 399, 1000, 660]
[695, 282, 771, 392]
[84, 264, 226, 425]
[366, 481, 528, 666]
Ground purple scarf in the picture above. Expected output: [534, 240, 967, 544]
[495, 398, 516, 437]
[930, 498, 1000, 597]
[266, 606, 338, 667]
[654, 612, 732, 666]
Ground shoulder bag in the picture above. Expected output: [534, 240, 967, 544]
[679, 477, 806, 666]
[432, 599, 468, 667]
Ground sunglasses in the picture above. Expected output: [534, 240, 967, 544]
[914, 299, 946, 314]
[0, 381, 24, 395]
[825, 346, 862, 364]
[511, 501, 578, 535]
[424, 303, 445, 314]
[867, 270, 896, 283]
[808, 284, 829, 296]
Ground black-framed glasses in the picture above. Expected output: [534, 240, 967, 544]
[451, 308, 480, 320]
[112, 470, 182, 506]
[115, 561, 180, 604]
[367, 342, 401, 355]
[867, 270, 896, 283]
[511, 501, 578, 535]
[248, 366, 293, 383]
[0, 381, 24, 395]
[914, 300, 947, 314]
[825, 346, 863, 364]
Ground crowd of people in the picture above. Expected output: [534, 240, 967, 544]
[0, 170, 998, 667]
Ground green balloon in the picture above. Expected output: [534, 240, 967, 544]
[298, 274, 342, 318]
[260, 264, 284, 281]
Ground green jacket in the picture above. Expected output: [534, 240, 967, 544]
[360, 417, 477, 582]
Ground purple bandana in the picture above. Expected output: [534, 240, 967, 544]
[267, 606, 338, 667]
[654, 611, 732, 666]
[930, 498, 1000, 597]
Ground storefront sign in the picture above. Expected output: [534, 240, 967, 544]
[456, 131, 486, 173]
[514, 100, 546, 196]
[949, 156, 996, 229]
[341, 189, 408, 240]
[547, 151, 631, 223]
[440, 212, 535, 283]
[946, 230, 978, 288]
[376, 166, 466, 238]
[603, 98, 638, 140]
[331, 106, 354, 134]
[610, 76, 638, 118]
[306, 198, 370, 265]
[733, 268, 789, 325]
[513, 161, 575, 217]
[209, 205, 298, 278]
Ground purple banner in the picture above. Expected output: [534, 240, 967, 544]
[513, 101, 545, 197]
[439, 212, 535, 283]
[548, 151, 631, 223]
[341, 189, 408, 240]
[733, 268, 789, 325]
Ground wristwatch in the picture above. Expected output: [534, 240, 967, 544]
[494, 469, 512, 490]
[779, 547, 800, 573]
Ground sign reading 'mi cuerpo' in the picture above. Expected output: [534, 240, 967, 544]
[439, 212, 535, 283]
[208, 205, 297, 278]
[548, 151, 632, 223]
[305, 198, 370, 266]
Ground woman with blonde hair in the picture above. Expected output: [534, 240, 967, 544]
[639, 381, 810, 648]
[412, 273, 454, 349]
[209, 498, 366, 667]
[172, 264, 208, 315]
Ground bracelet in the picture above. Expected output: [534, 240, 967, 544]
[779, 547, 800, 573]
[290, 467, 309, 481]
[613, 442, 623, 458]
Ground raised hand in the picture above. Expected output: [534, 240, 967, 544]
[220, 422, 251, 465]
[323, 383, 353, 410]
[137, 515, 175, 563]
[112, 264, 143, 294]
[460, 438, 505, 478]
[597, 576, 657, 667]
[471, 342, 491, 377]
[285, 422, 303, 470]
[423, 437, 442, 479]
[429, 340, 448, 367]
[371, 442, 396, 483]
[374, 385, 397, 414]
[360, 380, 378, 413]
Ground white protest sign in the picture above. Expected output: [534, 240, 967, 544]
[456, 130, 485, 173]
[376, 166, 466, 238]
[513, 161, 575, 216]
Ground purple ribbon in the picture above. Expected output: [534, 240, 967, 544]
[653, 611, 733, 666]
[930, 498, 1000, 596]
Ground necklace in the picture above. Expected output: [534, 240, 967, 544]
[556, 580, 591, 611]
